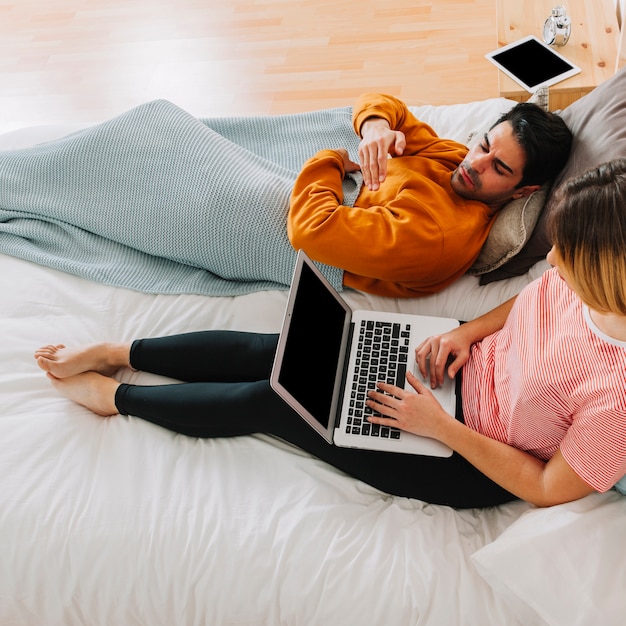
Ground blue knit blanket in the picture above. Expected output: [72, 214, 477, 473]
[0, 100, 364, 295]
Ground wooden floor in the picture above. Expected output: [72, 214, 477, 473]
[0, 0, 498, 134]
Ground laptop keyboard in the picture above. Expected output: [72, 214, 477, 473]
[346, 319, 411, 440]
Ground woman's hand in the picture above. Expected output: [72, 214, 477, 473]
[415, 326, 473, 388]
[366, 371, 451, 439]
[358, 118, 406, 191]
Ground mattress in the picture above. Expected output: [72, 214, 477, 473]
[1, 97, 623, 626]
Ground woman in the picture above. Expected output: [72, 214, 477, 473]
[35, 160, 626, 509]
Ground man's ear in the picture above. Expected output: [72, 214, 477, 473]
[511, 184, 541, 200]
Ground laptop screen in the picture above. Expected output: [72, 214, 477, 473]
[275, 259, 348, 428]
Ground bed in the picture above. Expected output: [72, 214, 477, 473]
[1, 67, 625, 626]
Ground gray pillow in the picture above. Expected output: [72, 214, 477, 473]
[469, 186, 547, 275]
[479, 65, 626, 283]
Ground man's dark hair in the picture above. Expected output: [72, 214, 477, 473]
[490, 102, 572, 188]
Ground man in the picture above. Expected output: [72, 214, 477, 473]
[0, 95, 570, 299]
[289, 93, 572, 298]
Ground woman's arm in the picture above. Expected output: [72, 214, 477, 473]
[367, 372, 595, 507]
[416, 296, 517, 387]
[435, 404, 595, 506]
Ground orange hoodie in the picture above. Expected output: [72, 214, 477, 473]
[288, 93, 496, 298]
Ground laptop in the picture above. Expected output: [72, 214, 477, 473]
[270, 250, 458, 457]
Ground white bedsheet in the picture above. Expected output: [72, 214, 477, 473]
[0, 252, 534, 626]
[1, 99, 621, 626]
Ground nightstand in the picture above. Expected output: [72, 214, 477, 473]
[496, 0, 620, 108]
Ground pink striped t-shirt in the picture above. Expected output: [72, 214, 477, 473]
[462, 267, 626, 492]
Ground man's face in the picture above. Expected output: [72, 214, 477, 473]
[450, 121, 530, 208]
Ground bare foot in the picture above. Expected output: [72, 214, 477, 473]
[47, 371, 120, 416]
[34, 342, 130, 379]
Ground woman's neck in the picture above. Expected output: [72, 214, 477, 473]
[588, 308, 626, 342]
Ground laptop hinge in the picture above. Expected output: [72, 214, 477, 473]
[334, 321, 354, 429]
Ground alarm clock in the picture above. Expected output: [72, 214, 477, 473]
[543, 5, 571, 47]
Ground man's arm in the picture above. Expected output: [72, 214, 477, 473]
[357, 117, 406, 191]
[288, 149, 449, 288]
[287, 149, 403, 277]
[351, 93, 445, 190]
[351, 93, 411, 138]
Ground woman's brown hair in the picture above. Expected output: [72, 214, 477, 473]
[549, 158, 626, 315]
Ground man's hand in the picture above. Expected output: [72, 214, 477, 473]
[358, 117, 406, 191]
[335, 148, 361, 175]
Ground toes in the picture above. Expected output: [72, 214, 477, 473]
[34, 350, 53, 361]
[36, 356, 51, 372]
[34, 344, 66, 359]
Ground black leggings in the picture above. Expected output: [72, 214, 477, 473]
[115, 330, 516, 508]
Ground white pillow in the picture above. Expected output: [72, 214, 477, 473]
[471, 492, 626, 626]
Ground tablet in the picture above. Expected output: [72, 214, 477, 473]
[485, 35, 580, 93]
